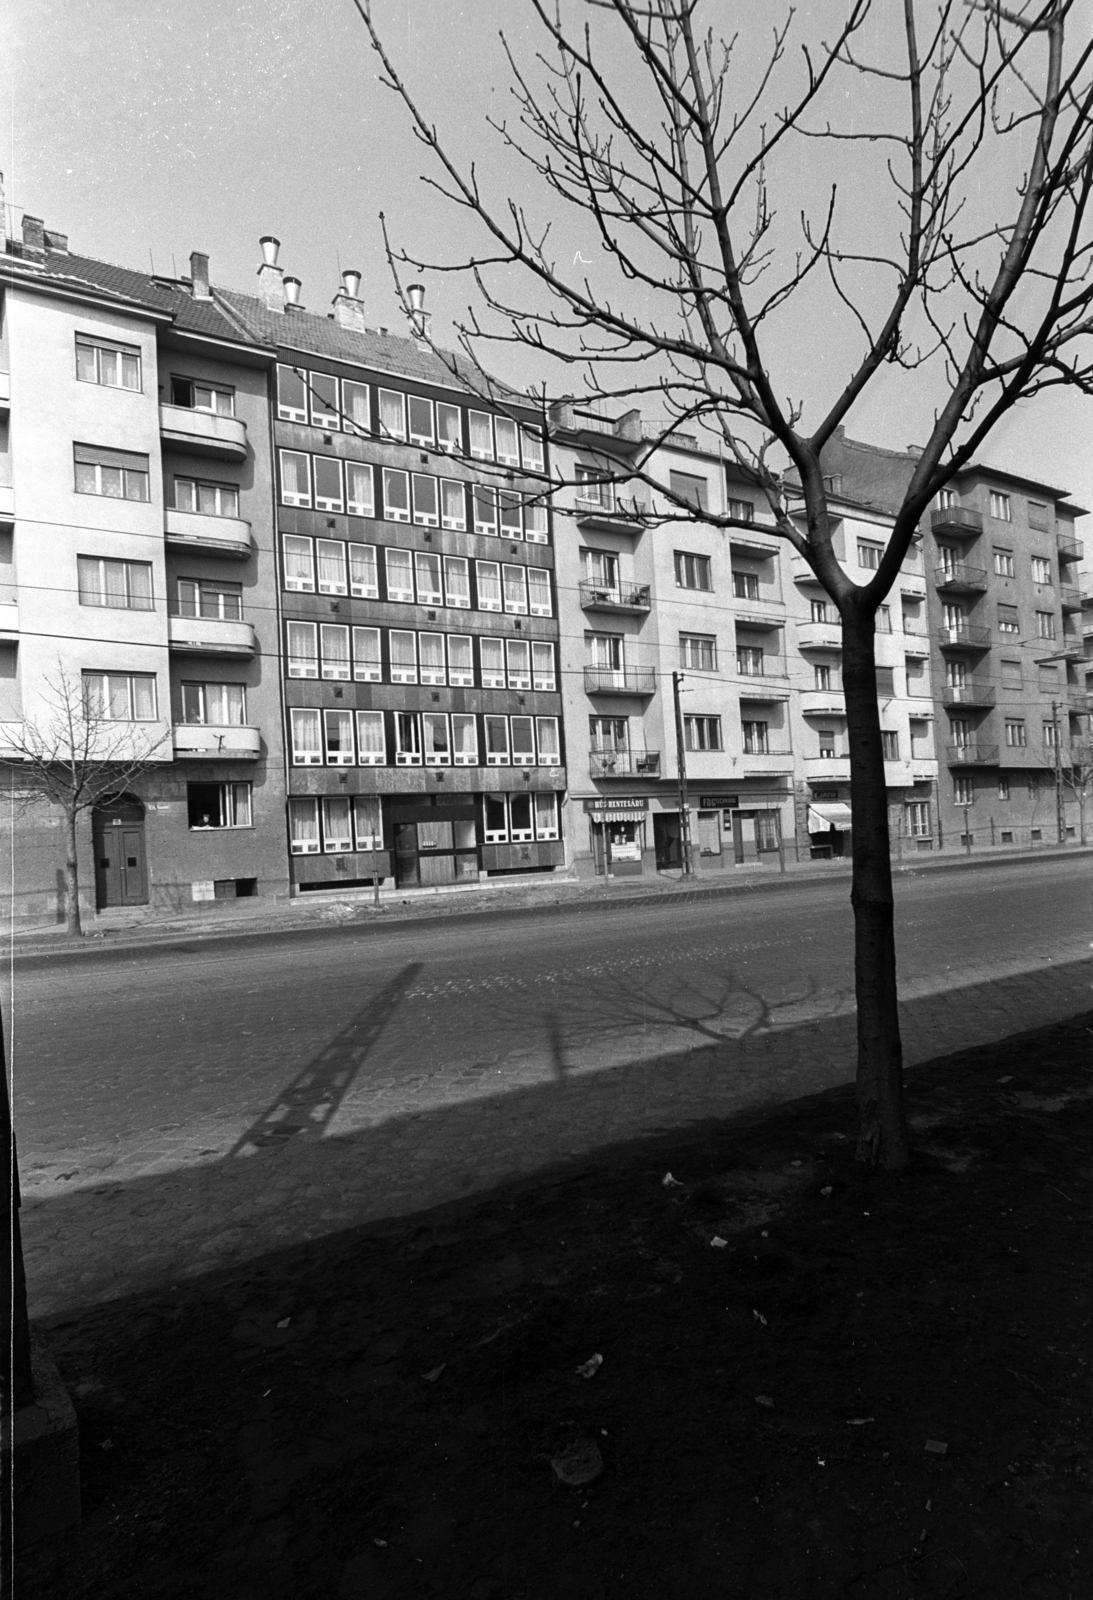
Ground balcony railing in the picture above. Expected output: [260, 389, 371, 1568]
[940, 683, 995, 708]
[1059, 585, 1082, 612]
[584, 666, 657, 696]
[574, 494, 647, 530]
[1057, 532, 1084, 561]
[801, 689, 846, 716]
[173, 724, 261, 760]
[159, 404, 248, 462]
[937, 623, 990, 650]
[1066, 689, 1090, 714]
[930, 506, 983, 538]
[588, 748, 661, 778]
[578, 580, 651, 613]
[946, 743, 999, 766]
[167, 615, 257, 657]
[797, 618, 842, 650]
[165, 507, 253, 558]
[934, 563, 988, 592]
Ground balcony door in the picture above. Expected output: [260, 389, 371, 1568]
[580, 549, 619, 591]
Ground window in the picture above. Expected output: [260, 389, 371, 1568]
[818, 729, 836, 758]
[532, 642, 556, 691]
[378, 389, 407, 440]
[276, 365, 307, 422]
[523, 496, 549, 543]
[352, 626, 381, 682]
[320, 624, 350, 680]
[993, 548, 1015, 577]
[989, 491, 1011, 521]
[448, 635, 474, 687]
[408, 395, 435, 446]
[290, 709, 322, 765]
[383, 468, 410, 522]
[534, 792, 559, 840]
[78, 556, 153, 610]
[499, 490, 523, 539]
[810, 599, 832, 623]
[313, 456, 344, 512]
[1028, 773, 1041, 795]
[521, 427, 545, 472]
[342, 380, 370, 435]
[485, 715, 510, 765]
[346, 462, 374, 517]
[736, 646, 764, 678]
[511, 716, 536, 766]
[83, 671, 157, 721]
[289, 797, 320, 853]
[74, 444, 149, 502]
[441, 480, 467, 531]
[576, 466, 614, 510]
[348, 543, 378, 598]
[1043, 719, 1059, 749]
[905, 658, 928, 697]
[858, 541, 883, 570]
[727, 497, 753, 523]
[906, 801, 930, 838]
[998, 604, 1019, 634]
[173, 477, 239, 518]
[415, 551, 443, 605]
[946, 660, 967, 691]
[536, 717, 561, 765]
[469, 411, 494, 460]
[385, 548, 415, 603]
[316, 539, 347, 595]
[437, 403, 462, 453]
[187, 781, 251, 830]
[495, 416, 520, 466]
[473, 485, 498, 536]
[444, 556, 471, 609]
[286, 621, 318, 678]
[877, 605, 892, 634]
[669, 471, 708, 511]
[307, 374, 339, 429]
[484, 795, 508, 844]
[1005, 720, 1027, 748]
[814, 664, 833, 691]
[882, 731, 900, 761]
[324, 710, 355, 766]
[422, 712, 451, 766]
[528, 568, 552, 616]
[279, 450, 311, 507]
[502, 565, 528, 613]
[950, 717, 970, 749]
[588, 632, 622, 671]
[353, 796, 383, 851]
[322, 795, 353, 851]
[412, 474, 439, 527]
[389, 630, 418, 683]
[76, 334, 141, 390]
[876, 666, 896, 697]
[998, 777, 1010, 801]
[742, 720, 768, 755]
[506, 639, 531, 689]
[419, 632, 446, 685]
[181, 682, 246, 726]
[480, 637, 506, 688]
[356, 710, 386, 766]
[395, 713, 421, 768]
[1031, 555, 1052, 585]
[1035, 610, 1056, 639]
[283, 534, 314, 592]
[452, 714, 478, 765]
[954, 774, 974, 806]
[681, 634, 717, 671]
[1000, 658, 1022, 689]
[174, 578, 242, 621]
[684, 715, 722, 752]
[476, 561, 502, 611]
[508, 792, 535, 842]
[732, 571, 760, 600]
[1038, 663, 1059, 691]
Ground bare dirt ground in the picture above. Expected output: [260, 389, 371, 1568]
[19, 1006, 1093, 1598]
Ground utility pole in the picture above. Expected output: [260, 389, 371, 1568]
[1053, 700, 1065, 845]
[672, 670, 694, 877]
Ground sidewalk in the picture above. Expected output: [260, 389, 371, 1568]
[9, 841, 1093, 962]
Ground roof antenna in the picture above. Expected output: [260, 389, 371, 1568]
[171, 253, 177, 280]
[149, 248, 155, 275]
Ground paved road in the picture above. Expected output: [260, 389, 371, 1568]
[13, 858, 1093, 1317]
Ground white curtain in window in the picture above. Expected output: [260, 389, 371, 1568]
[346, 463, 374, 515]
[356, 711, 386, 761]
[349, 543, 377, 594]
[480, 636, 505, 683]
[289, 798, 319, 851]
[316, 540, 346, 590]
[452, 714, 477, 762]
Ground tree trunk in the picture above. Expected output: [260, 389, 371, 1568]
[841, 605, 910, 1169]
[65, 810, 83, 938]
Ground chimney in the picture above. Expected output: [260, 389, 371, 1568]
[407, 282, 432, 346]
[905, 444, 924, 458]
[21, 215, 45, 256]
[189, 250, 211, 299]
[256, 235, 285, 312]
[332, 268, 368, 334]
[283, 276, 303, 311]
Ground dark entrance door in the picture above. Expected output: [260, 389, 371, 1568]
[653, 813, 682, 870]
[93, 796, 149, 907]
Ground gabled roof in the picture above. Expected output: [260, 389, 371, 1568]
[24, 247, 256, 344]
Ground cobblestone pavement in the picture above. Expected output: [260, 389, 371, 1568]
[12, 856, 1093, 1318]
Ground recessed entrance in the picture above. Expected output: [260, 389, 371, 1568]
[92, 794, 149, 907]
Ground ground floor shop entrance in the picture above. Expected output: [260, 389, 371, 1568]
[390, 797, 479, 887]
[92, 794, 149, 907]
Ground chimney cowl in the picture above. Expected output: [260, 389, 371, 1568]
[189, 250, 211, 299]
[260, 235, 280, 267]
[341, 268, 361, 299]
[284, 276, 302, 307]
[407, 282, 425, 313]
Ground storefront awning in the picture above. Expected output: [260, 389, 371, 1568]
[808, 802, 853, 833]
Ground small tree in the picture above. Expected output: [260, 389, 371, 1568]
[359, 0, 1093, 1166]
[1058, 737, 1093, 843]
[5, 665, 169, 936]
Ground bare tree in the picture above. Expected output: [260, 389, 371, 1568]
[1058, 735, 1093, 843]
[358, 0, 1093, 1166]
[5, 665, 170, 936]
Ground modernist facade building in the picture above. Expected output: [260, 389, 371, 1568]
[220, 245, 566, 892]
[0, 212, 287, 926]
[822, 430, 1090, 848]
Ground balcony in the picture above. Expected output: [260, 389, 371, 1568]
[588, 748, 661, 778]
[0, 600, 17, 637]
[1058, 532, 1083, 562]
[937, 623, 990, 652]
[0, 371, 9, 412]
[574, 494, 647, 535]
[578, 580, 651, 614]
[1066, 688, 1090, 714]
[804, 755, 851, 781]
[733, 599, 785, 630]
[737, 677, 792, 702]
[168, 615, 257, 657]
[801, 689, 846, 717]
[946, 743, 999, 766]
[0, 484, 13, 523]
[939, 682, 995, 709]
[165, 507, 253, 559]
[934, 563, 988, 593]
[911, 761, 940, 781]
[930, 506, 983, 539]
[791, 554, 824, 585]
[584, 666, 656, 696]
[797, 618, 842, 651]
[0, 720, 23, 756]
[173, 724, 261, 760]
[729, 531, 780, 559]
[902, 627, 930, 657]
[740, 749, 795, 776]
[159, 404, 248, 462]
[1059, 585, 1082, 612]
[1058, 632, 1087, 662]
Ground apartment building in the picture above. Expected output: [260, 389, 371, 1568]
[0, 211, 287, 926]
[822, 430, 1089, 849]
[551, 402, 795, 876]
[220, 245, 566, 892]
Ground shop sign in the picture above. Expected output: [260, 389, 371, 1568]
[583, 797, 648, 814]
[811, 788, 840, 801]
[698, 794, 739, 810]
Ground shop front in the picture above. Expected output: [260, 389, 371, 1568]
[807, 799, 853, 859]
[585, 796, 648, 876]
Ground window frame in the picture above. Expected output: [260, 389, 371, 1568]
[323, 708, 355, 767]
[389, 629, 419, 684]
[282, 533, 315, 592]
[382, 468, 411, 523]
[315, 538, 348, 596]
[346, 461, 375, 518]
[352, 626, 382, 683]
[348, 542, 379, 599]
[447, 634, 475, 687]
[684, 714, 723, 753]
[290, 708, 323, 767]
[313, 455, 345, 513]
[356, 710, 387, 767]
[384, 547, 415, 603]
[173, 476, 240, 519]
[276, 365, 308, 423]
[378, 388, 407, 441]
[307, 372, 340, 430]
[74, 444, 150, 503]
[75, 333, 142, 392]
[77, 555, 154, 611]
[319, 623, 351, 682]
[674, 550, 712, 591]
[286, 620, 318, 679]
[407, 394, 435, 446]
[83, 670, 158, 723]
[441, 479, 467, 531]
[532, 642, 556, 691]
[279, 449, 312, 508]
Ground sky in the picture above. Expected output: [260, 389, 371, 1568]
[3, 0, 1091, 521]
